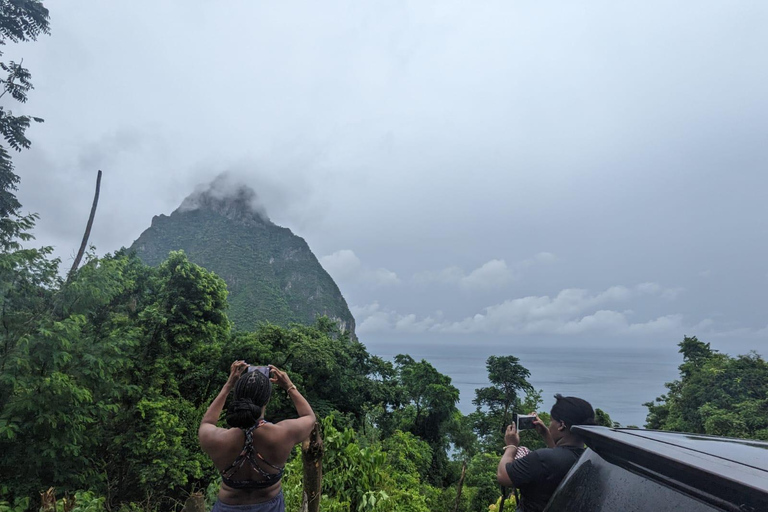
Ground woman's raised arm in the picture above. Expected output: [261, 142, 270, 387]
[199, 360, 247, 450]
[269, 365, 316, 444]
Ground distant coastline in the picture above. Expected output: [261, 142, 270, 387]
[363, 334, 764, 427]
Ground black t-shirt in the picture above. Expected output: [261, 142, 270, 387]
[506, 446, 585, 512]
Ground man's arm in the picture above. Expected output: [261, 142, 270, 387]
[532, 412, 555, 449]
[497, 423, 545, 488]
[497, 444, 519, 487]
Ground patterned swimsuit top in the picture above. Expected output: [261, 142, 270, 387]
[221, 420, 285, 490]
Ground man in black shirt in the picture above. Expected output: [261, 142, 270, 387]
[496, 395, 596, 512]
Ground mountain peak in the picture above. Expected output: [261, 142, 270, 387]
[178, 173, 271, 225]
[130, 173, 356, 337]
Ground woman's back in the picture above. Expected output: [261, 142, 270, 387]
[199, 362, 316, 510]
[211, 423, 287, 502]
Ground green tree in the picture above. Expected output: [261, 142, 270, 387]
[464, 453, 505, 512]
[471, 355, 540, 450]
[0, 0, 49, 243]
[281, 417, 438, 512]
[381, 354, 460, 485]
[0, 255, 138, 499]
[645, 336, 768, 440]
[0, 250, 237, 508]
[595, 408, 619, 428]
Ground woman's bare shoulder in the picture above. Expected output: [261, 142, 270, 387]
[199, 424, 243, 453]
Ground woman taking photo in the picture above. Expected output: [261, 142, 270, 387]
[199, 361, 315, 512]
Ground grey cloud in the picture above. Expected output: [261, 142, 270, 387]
[8, 0, 768, 347]
[179, 172, 271, 222]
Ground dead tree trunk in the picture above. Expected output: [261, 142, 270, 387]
[301, 421, 324, 512]
[40, 488, 56, 512]
[68, 170, 102, 279]
[452, 459, 468, 512]
[182, 492, 205, 512]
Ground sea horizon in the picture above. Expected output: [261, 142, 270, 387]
[361, 333, 765, 428]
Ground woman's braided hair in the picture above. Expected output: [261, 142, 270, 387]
[226, 370, 272, 429]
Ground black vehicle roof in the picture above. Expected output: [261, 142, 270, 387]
[572, 427, 768, 510]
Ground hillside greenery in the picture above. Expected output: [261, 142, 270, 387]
[644, 336, 768, 439]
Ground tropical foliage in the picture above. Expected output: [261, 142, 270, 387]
[0, 241, 541, 511]
[645, 336, 768, 440]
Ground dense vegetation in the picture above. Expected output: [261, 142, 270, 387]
[0, 239, 550, 511]
[2, 2, 767, 511]
[4, 238, 766, 512]
[644, 336, 768, 440]
[130, 191, 356, 336]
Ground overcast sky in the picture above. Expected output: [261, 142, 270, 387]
[11, 0, 768, 352]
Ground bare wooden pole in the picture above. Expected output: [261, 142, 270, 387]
[452, 459, 468, 512]
[68, 170, 102, 278]
[301, 421, 324, 512]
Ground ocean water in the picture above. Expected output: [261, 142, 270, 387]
[361, 335, 761, 428]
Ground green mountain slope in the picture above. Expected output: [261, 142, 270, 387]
[129, 181, 356, 336]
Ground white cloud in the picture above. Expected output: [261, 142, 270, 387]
[594, 285, 633, 303]
[320, 249, 400, 287]
[353, 283, 688, 335]
[637, 282, 683, 300]
[520, 252, 557, 266]
[660, 287, 684, 300]
[319, 249, 362, 281]
[556, 310, 628, 335]
[394, 313, 442, 333]
[351, 302, 396, 333]
[636, 282, 661, 294]
[352, 302, 442, 334]
[412, 252, 556, 290]
[461, 259, 513, 290]
[368, 268, 400, 287]
[627, 314, 684, 334]
[350, 302, 382, 318]
[692, 318, 714, 331]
